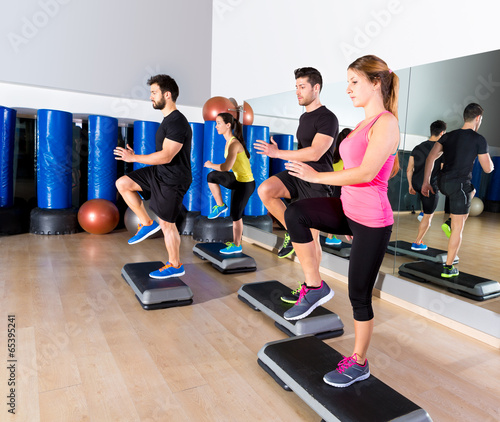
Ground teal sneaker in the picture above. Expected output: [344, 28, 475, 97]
[128, 220, 161, 245]
[441, 265, 459, 278]
[149, 262, 185, 279]
[208, 204, 228, 219]
[278, 232, 294, 258]
[323, 354, 370, 388]
[325, 236, 342, 246]
[220, 242, 242, 254]
[283, 281, 334, 320]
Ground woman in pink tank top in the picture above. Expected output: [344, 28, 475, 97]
[282, 55, 400, 388]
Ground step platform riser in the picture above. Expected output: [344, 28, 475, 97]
[237, 280, 343, 339]
[399, 261, 500, 301]
[192, 242, 256, 274]
[387, 240, 458, 264]
[258, 335, 432, 422]
[121, 261, 193, 310]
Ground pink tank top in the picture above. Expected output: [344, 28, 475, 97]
[339, 111, 396, 228]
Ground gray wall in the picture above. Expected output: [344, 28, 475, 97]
[405, 50, 500, 149]
[0, 0, 212, 107]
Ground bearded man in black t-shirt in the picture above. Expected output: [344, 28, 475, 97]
[255, 67, 338, 261]
[115, 74, 192, 279]
[422, 103, 494, 278]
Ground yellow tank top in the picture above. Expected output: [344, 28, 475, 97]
[224, 137, 254, 183]
[333, 159, 343, 172]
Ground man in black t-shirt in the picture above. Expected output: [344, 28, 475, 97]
[422, 103, 494, 278]
[407, 120, 446, 251]
[255, 67, 338, 260]
[115, 74, 192, 279]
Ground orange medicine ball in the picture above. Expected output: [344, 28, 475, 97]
[202, 96, 237, 121]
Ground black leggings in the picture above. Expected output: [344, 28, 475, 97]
[284, 197, 392, 321]
[207, 171, 255, 221]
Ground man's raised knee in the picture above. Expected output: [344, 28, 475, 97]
[257, 180, 271, 201]
[115, 176, 126, 192]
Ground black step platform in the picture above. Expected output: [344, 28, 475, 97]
[121, 261, 193, 310]
[192, 242, 256, 274]
[399, 261, 500, 301]
[258, 336, 432, 422]
[320, 235, 351, 258]
[237, 280, 343, 339]
[387, 240, 458, 264]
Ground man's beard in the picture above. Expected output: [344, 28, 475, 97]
[153, 97, 166, 110]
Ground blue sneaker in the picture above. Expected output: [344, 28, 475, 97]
[208, 204, 228, 219]
[411, 242, 428, 251]
[417, 212, 424, 222]
[323, 354, 370, 388]
[283, 281, 334, 320]
[325, 236, 342, 246]
[220, 242, 242, 254]
[128, 220, 161, 245]
[149, 262, 185, 279]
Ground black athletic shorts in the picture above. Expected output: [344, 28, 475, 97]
[274, 170, 332, 201]
[438, 177, 474, 215]
[127, 166, 190, 223]
[413, 184, 439, 215]
[207, 170, 255, 221]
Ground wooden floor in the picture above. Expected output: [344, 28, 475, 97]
[0, 229, 499, 422]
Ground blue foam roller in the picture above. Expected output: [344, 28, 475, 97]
[88, 115, 118, 202]
[243, 125, 270, 216]
[37, 109, 73, 209]
[201, 121, 231, 216]
[183, 122, 204, 212]
[271, 133, 294, 176]
[133, 121, 160, 171]
[486, 156, 500, 201]
[0, 106, 17, 207]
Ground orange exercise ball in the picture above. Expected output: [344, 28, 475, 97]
[202, 96, 237, 121]
[78, 199, 120, 234]
[242, 101, 254, 125]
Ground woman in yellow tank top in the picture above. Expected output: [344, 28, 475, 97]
[204, 113, 255, 254]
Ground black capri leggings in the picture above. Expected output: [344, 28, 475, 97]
[207, 171, 255, 221]
[284, 197, 392, 321]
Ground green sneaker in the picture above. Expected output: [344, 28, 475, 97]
[441, 218, 451, 238]
[278, 232, 294, 258]
[280, 283, 302, 304]
[441, 265, 459, 278]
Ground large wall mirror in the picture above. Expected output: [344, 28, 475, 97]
[246, 49, 500, 321]
[392, 49, 500, 317]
